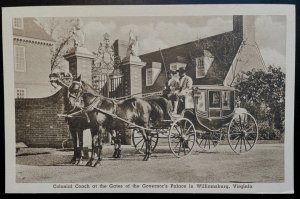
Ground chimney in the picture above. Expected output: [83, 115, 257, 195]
[233, 15, 256, 43]
[113, 39, 128, 60]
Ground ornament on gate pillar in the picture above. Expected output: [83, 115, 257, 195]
[72, 18, 85, 48]
[126, 30, 139, 57]
[123, 30, 141, 62]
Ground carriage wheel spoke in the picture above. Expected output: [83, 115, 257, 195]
[199, 137, 205, 146]
[243, 115, 246, 129]
[234, 137, 240, 149]
[238, 115, 242, 127]
[140, 140, 145, 150]
[174, 126, 181, 135]
[243, 137, 248, 151]
[135, 138, 144, 147]
[184, 125, 192, 136]
[173, 141, 180, 150]
[245, 125, 255, 132]
[183, 121, 187, 133]
[240, 136, 243, 152]
[178, 142, 182, 155]
[245, 137, 253, 148]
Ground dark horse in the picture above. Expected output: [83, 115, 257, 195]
[49, 71, 90, 165]
[67, 76, 171, 166]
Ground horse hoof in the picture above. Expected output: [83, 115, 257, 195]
[77, 160, 84, 166]
[74, 160, 80, 165]
[70, 158, 76, 164]
[86, 161, 92, 167]
[92, 161, 101, 167]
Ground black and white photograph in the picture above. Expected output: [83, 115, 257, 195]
[3, 5, 294, 193]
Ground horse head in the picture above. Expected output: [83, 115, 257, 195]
[67, 75, 85, 110]
[49, 68, 73, 88]
[68, 75, 101, 111]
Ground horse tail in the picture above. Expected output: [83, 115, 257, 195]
[145, 96, 172, 121]
[148, 100, 164, 123]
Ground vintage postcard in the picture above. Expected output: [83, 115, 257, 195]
[3, 4, 294, 193]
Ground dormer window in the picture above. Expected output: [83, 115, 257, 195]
[146, 62, 161, 86]
[13, 18, 24, 29]
[196, 50, 214, 78]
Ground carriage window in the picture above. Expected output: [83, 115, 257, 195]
[222, 91, 230, 110]
[209, 91, 221, 108]
[196, 91, 206, 112]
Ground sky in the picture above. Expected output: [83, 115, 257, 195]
[79, 15, 286, 72]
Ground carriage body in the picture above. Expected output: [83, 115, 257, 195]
[183, 85, 236, 131]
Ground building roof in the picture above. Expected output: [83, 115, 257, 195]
[139, 30, 243, 93]
[13, 18, 55, 42]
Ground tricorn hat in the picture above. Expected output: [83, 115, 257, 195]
[177, 67, 186, 73]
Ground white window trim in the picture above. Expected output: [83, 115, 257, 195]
[14, 45, 26, 72]
[146, 68, 153, 86]
[146, 62, 162, 87]
[13, 18, 24, 29]
[15, 88, 26, 98]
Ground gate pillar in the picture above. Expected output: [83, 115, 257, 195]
[64, 47, 95, 84]
[120, 56, 146, 97]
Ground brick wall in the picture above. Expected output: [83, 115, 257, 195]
[15, 87, 70, 148]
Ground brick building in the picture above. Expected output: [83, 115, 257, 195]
[137, 15, 266, 95]
[13, 17, 55, 98]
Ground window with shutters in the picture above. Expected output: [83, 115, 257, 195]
[14, 45, 26, 72]
[13, 18, 24, 29]
[15, 88, 26, 98]
[196, 57, 205, 78]
[196, 50, 214, 78]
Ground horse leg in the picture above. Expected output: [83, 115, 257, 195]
[116, 131, 122, 158]
[86, 129, 96, 166]
[70, 128, 77, 165]
[113, 131, 122, 158]
[76, 130, 84, 166]
[92, 127, 104, 167]
[112, 130, 118, 158]
[147, 133, 153, 161]
[140, 129, 149, 161]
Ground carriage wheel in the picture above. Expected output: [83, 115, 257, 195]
[228, 112, 258, 154]
[132, 128, 159, 154]
[168, 118, 196, 158]
[196, 131, 222, 151]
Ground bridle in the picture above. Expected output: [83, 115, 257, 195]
[67, 80, 103, 116]
[67, 80, 85, 113]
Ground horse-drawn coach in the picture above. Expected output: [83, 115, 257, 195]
[132, 84, 258, 157]
[50, 71, 258, 166]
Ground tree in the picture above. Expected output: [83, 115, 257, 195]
[235, 66, 285, 136]
[36, 17, 78, 71]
